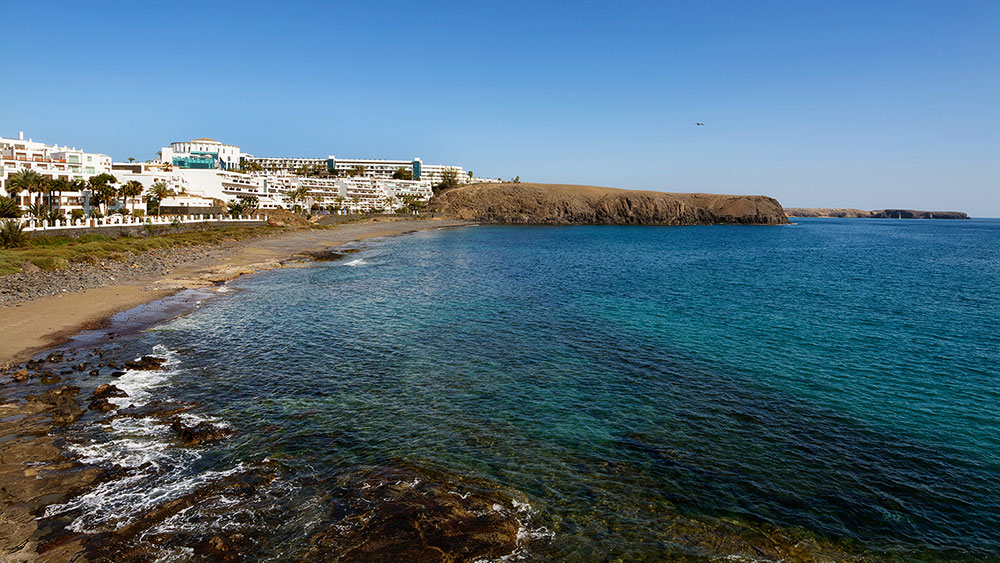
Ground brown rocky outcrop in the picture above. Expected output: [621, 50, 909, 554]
[301, 466, 527, 562]
[429, 183, 788, 225]
[169, 418, 234, 446]
[785, 207, 970, 219]
[123, 356, 167, 371]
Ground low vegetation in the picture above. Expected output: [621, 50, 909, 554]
[0, 224, 279, 276]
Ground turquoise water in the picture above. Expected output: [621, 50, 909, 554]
[71, 219, 1000, 559]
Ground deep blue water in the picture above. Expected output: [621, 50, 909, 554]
[60, 218, 1000, 560]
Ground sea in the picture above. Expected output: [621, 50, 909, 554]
[40, 218, 1000, 560]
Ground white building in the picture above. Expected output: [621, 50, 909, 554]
[160, 138, 246, 171]
[0, 132, 112, 214]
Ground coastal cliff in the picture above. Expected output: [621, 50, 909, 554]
[430, 183, 788, 225]
[785, 208, 970, 219]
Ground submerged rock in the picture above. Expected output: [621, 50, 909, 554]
[11, 369, 29, 382]
[302, 466, 529, 562]
[92, 384, 128, 400]
[113, 400, 197, 420]
[123, 356, 167, 371]
[169, 418, 234, 446]
[88, 398, 116, 412]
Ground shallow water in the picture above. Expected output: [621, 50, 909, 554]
[46, 219, 1000, 560]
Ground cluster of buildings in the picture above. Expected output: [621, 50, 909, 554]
[0, 133, 498, 217]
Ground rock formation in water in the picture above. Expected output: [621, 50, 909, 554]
[429, 183, 789, 225]
[784, 208, 970, 219]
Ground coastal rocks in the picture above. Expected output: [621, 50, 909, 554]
[87, 398, 116, 412]
[83, 468, 277, 561]
[92, 383, 128, 400]
[430, 183, 789, 226]
[123, 355, 167, 371]
[11, 369, 29, 382]
[302, 466, 527, 562]
[28, 386, 84, 426]
[169, 418, 234, 446]
[112, 400, 197, 420]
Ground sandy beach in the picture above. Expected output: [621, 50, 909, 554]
[0, 218, 470, 366]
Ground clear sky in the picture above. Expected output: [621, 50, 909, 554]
[1, 1, 997, 215]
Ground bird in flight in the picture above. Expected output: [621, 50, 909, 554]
[695, 122, 705, 126]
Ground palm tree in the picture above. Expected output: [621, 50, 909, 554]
[120, 180, 144, 213]
[288, 185, 310, 214]
[88, 173, 118, 216]
[5, 169, 47, 207]
[146, 181, 174, 216]
[127, 157, 135, 163]
[48, 178, 70, 212]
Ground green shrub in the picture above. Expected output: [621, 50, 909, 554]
[133, 208, 145, 218]
[70, 209, 85, 221]
[0, 219, 27, 248]
[28, 256, 68, 270]
[0, 196, 21, 219]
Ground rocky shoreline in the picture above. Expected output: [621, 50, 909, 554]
[0, 348, 540, 561]
[0, 243, 258, 307]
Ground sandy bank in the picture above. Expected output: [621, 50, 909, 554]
[0, 218, 470, 365]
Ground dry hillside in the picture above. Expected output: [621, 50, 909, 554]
[429, 183, 788, 225]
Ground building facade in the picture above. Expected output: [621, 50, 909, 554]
[0, 132, 112, 214]
[160, 138, 245, 170]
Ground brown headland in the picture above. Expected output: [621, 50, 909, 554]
[785, 208, 970, 219]
[429, 182, 789, 225]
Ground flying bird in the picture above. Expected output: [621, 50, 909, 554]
[695, 122, 705, 126]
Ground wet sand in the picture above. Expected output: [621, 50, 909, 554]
[0, 218, 471, 366]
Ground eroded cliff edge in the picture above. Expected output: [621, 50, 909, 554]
[429, 183, 789, 225]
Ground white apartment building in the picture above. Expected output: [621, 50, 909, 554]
[0, 132, 112, 214]
[111, 162, 190, 195]
[160, 138, 245, 171]
[260, 175, 432, 213]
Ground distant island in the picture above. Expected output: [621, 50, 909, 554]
[431, 183, 788, 225]
[785, 208, 969, 219]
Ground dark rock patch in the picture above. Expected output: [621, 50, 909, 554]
[169, 418, 234, 446]
[123, 356, 167, 371]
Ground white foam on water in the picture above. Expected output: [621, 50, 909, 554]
[43, 345, 246, 534]
[108, 345, 181, 408]
[343, 258, 367, 267]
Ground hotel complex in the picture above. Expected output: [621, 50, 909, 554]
[1, 133, 498, 217]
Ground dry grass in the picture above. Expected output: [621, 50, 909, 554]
[0, 225, 281, 276]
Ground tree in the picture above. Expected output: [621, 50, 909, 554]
[146, 181, 174, 216]
[434, 167, 460, 194]
[288, 185, 310, 214]
[49, 178, 70, 211]
[239, 194, 259, 215]
[27, 202, 48, 220]
[392, 167, 413, 180]
[127, 157, 136, 163]
[88, 173, 118, 216]
[0, 196, 21, 218]
[400, 194, 426, 215]
[120, 180, 144, 213]
[6, 169, 47, 205]
[513, 176, 520, 184]
[349, 165, 368, 177]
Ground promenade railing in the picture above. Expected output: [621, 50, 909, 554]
[16, 214, 269, 233]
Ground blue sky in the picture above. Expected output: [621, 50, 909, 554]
[1, 1, 997, 215]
